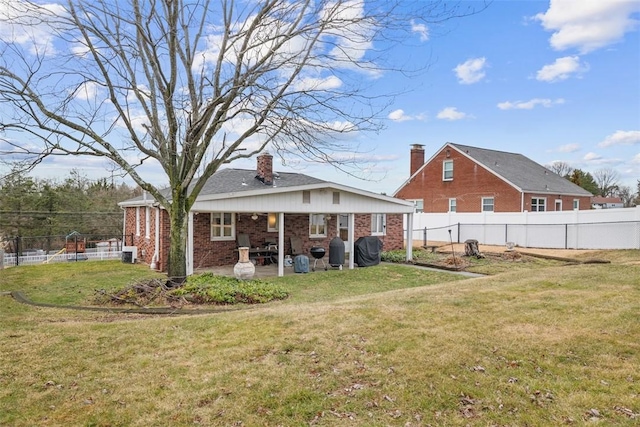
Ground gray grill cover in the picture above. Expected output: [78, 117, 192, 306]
[354, 236, 383, 267]
[329, 236, 345, 266]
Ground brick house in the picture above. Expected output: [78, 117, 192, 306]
[394, 143, 593, 213]
[119, 153, 416, 276]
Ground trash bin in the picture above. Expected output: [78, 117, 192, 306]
[329, 236, 345, 269]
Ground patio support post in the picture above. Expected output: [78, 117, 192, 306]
[348, 213, 355, 269]
[187, 211, 194, 276]
[406, 212, 413, 261]
[278, 212, 285, 277]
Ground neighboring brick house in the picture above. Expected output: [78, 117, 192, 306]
[394, 143, 593, 213]
[119, 153, 415, 276]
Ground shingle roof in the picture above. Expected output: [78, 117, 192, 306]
[450, 143, 593, 196]
[121, 168, 326, 204]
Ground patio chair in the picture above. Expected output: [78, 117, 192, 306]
[290, 236, 303, 256]
[237, 233, 252, 249]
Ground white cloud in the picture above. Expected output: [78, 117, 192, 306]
[0, 1, 67, 56]
[497, 98, 565, 110]
[535, 0, 640, 53]
[536, 56, 587, 82]
[411, 19, 429, 42]
[632, 153, 640, 164]
[598, 130, 640, 147]
[436, 107, 468, 121]
[73, 81, 99, 101]
[583, 152, 602, 161]
[294, 76, 342, 91]
[387, 109, 426, 122]
[453, 57, 487, 84]
[388, 109, 411, 122]
[557, 143, 580, 153]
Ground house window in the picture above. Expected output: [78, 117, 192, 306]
[309, 214, 326, 237]
[371, 213, 386, 236]
[410, 199, 424, 213]
[145, 207, 150, 238]
[449, 198, 457, 212]
[333, 192, 340, 204]
[210, 212, 235, 241]
[531, 198, 546, 212]
[302, 190, 311, 204]
[267, 212, 279, 232]
[135, 207, 140, 236]
[573, 199, 579, 210]
[443, 160, 453, 181]
[482, 197, 494, 212]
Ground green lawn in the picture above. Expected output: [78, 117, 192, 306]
[1, 254, 639, 426]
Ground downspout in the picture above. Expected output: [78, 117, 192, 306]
[121, 206, 126, 248]
[521, 192, 524, 212]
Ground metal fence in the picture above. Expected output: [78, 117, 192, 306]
[1, 234, 125, 267]
[408, 207, 640, 250]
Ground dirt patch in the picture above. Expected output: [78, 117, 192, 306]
[424, 241, 600, 259]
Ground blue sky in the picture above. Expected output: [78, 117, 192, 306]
[3, 0, 640, 196]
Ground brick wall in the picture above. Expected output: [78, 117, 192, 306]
[396, 147, 521, 212]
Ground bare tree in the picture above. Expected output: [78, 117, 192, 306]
[593, 168, 621, 197]
[547, 161, 573, 177]
[0, 0, 484, 278]
[616, 185, 635, 207]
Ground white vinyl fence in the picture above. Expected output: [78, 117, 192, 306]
[408, 206, 640, 250]
[2, 247, 123, 268]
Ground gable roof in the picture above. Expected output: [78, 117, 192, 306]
[442, 143, 592, 197]
[119, 168, 414, 210]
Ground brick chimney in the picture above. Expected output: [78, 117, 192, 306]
[410, 144, 425, 176]
[256, 152, 273, 185]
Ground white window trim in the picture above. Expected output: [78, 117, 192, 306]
[532, 197, 546, 212]
[443, 160, 453, 181]
[449, 198, 457, 213]
[145, 207, 150, 239]
[210, 212, 236, 241]
[482, 197, 494, 212]
[371, 213, 386, 236]
[309, 214, 327, 238]
[135, 207, 140, 236]
[573, 199, 579, 210]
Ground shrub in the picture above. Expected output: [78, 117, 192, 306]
[380, 250, 407, 263]
[171, 273, 288, 305]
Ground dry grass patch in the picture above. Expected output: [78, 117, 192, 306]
[1, 260, 639, 426]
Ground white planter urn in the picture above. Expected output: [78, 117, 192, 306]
[234, 247, 255, 280]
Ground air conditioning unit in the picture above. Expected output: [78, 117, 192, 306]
[122, 246, 138, 263]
